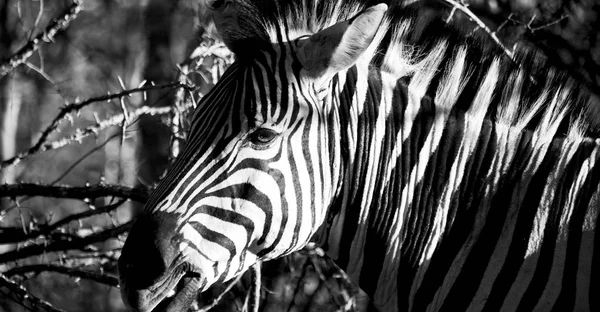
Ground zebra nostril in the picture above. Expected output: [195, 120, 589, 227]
[184, 271, 202, 279]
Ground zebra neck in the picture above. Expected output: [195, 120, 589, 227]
[319, 63, 424, 292]
[317, 62, 600, 310]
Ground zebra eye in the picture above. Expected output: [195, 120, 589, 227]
[248, 128, 278, 147]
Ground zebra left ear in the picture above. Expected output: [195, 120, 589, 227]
[206, 0, 263, 53]
[297, 3, 388, 80]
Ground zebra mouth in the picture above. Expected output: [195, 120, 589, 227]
[152, 271, 203, 312]
[120, 262, 204, 312]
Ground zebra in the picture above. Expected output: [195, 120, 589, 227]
[118, 0, 600, 311]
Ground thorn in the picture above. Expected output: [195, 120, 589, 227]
[117, 76, 127, 91]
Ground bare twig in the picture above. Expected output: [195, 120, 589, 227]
[0, 273, 67, 312]
[0, 221, 132, 264]
[31, 0, 46, 39]
[0, 200, 126, 244]
[24, 61, 62, 96]
[38, 105, 174, 155]
[197, 273, 245, 312]
[508, 14, 569, 33]
[0, 0, 83, 77]
[304, 244, 359, 311]
[51, 133, 121, 185]
[4, 264, 119, 287]
[58, 249, 120, 264]
[169, 36, 233, 160]
[0, 82, 192, 169]
[0, 133, 122, 219]
[443, 0, 514, 60]
[0, 183, 148, 203]
[248, 261, 262, 312]
[171, 65, 193, 159]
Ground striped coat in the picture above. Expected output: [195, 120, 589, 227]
[118, 1, 600, 311]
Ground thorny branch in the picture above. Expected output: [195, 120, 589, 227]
[170, 37, 234, 159]
[507, 13, 569, 33]
[38, 105, 174, 158]
[0, 273, 66, 312]
[304, 244, 361, 311]
[443, 0, 515, 60]
[196, 274, 245, 312]
[0, 34, 233, 312]
[0, 221, 132, 264]
[0, 0, 83, 78]
[0, 200, 127, 244]
[443, 0, 570, 63]
[57, 250, 120, 267]
[171, 64, 193, 158]
[0, 82, 194, 170]
[248, 262, 262, 312]
[4, 264, 119, 287]
[0, 183, 148, 203]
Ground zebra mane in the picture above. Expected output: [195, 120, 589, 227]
[370, 5, 600, 142]
[223, 0, 600, 140]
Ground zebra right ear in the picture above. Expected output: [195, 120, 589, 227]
[297, 3, 388, 80]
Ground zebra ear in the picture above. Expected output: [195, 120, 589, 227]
[206, 0, 262, 52]
[297, 3, 388, 79]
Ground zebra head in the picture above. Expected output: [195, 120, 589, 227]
[118, 2, 388, 311]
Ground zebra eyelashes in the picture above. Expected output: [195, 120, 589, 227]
[246, 127, 280, 150]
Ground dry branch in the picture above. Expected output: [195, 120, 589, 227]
[507, 13, 569, 33]
[0, 82, 193, 169]
[57, 250, 120, 265]
[38, 105, 175, 157]
[0, 200, 127, 245]
[0, 183, 148, 203]
[0, 0, 83, 78]
[305, 244, 361, 311]
[4, 264, 119, 287]
[0, 221, 132, 264]
[171, 65, 193, 159]
[248, 261, 261, 312]
[0, 273, 67, 312]
[197, 274, 244, 312]
[443, 0, 515, 60]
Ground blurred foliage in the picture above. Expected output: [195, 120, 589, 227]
[437, 0, 600, 93]
[0, 0, 598, 312]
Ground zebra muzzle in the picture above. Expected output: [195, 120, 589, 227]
[159, 272, 203, 312]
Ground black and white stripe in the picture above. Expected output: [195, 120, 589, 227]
[119, 1, 599, 311]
